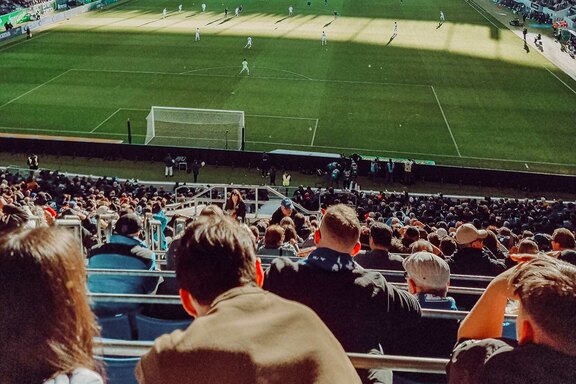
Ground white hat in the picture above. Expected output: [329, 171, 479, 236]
[455, 223, 488, 245]
[436, 228, 448, 239]
[403, 251, 450, 291]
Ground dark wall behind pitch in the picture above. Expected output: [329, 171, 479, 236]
[3, 137, 575, 194]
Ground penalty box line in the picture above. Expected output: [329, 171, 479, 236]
[91, 108, 149, 133]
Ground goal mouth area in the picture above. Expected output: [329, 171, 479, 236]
[145, 106, 245, 150]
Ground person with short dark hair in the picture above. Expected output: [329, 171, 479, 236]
[447, 256, 576, 384]
[257, 224, 297, 257]
[87, 213, 159, 316]
[164, 153, 175, 178]
[136, 214, 361, 383]
[354, 222, 404, 270]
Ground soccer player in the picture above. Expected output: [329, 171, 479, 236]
[440, 11, 445, 23]
[224, 7, 228, 17]
[245, 36, 252, 49]
[235, 7, 239, 16]
[240, 59, 249, 75]
[202, 3, 206, 12]
[321, 31, 327, 46]
[163, 8, 167, 18]
[289, 5, 293, 16]
[178, 4, 182, 13]
[392, 21, 398, 37]
[195, 28, 200, 41]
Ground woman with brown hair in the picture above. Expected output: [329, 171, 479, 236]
[224, 189, 246, 222]
[0, 227, 103, 384]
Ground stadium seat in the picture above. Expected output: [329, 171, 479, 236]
[97, 313, 134, 340]
[95, 356, 140, 384]
[135, 313, 192, 341]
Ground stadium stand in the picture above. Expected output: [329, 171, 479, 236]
[0, 164, 574, 383]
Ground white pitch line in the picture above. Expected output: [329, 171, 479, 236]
[465, 0, 501, 30]
[247, 114, 316, 121]
[246, 139, 576, 167]
[431, 86, 461, 157]
[0, 125, 145, 137]
[120, 108, 150, 111]
[544, 67, 576, 96]
[311, 118, 319, 146]
[0, 69, 72, 110]
[91, 108, 121, 133]
[255, 66, 313, 81]
[0, 122, 573, 167]
[0, 30, 54, 53]
[70, 68, 431, 88]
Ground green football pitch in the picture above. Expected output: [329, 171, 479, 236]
[0, 0, 575, 174]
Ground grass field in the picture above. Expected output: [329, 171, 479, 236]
[0, 0, 575, 174]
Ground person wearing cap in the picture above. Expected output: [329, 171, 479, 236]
[370, 252, 459, 384]
[447, 223, 505, 277]
[354, 222, 404, 270]
[264, 204, 421, 381]
[87, 213, 159, 317]
[269, 197, 297, 225]
[446, 223, 506, 311]
[403, 251, 456, 310]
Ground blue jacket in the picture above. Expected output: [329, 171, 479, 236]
[88, 234, 158, 316]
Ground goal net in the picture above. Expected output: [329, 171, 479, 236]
[145, 106, 245, 150]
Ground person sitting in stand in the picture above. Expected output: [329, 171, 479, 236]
[447, 256, 576, 384]
[224, 189, 246, 222]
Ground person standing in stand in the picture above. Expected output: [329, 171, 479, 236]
[191, 159, 203, 183]
[164, 153, 175, 178]
[282, 171, 291, 195]
[269, 166, 277, 186]
[27, 154, 39, 177]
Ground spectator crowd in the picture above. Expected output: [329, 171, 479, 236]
[0, 165, 575, 384]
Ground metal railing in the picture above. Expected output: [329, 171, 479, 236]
[93, 338, 449, 373]
[169, 184, 320, 220]
[85, 291, 518, 322]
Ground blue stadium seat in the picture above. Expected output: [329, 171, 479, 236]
[135, 313, 192, 341]
[97, 313, 134, 340]
[502, 321, 517, 340]
[96, 356, 140, 384]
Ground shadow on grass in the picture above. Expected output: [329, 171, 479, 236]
[186, 12, 201, 18]
[206, 17, 226, 25]
[218, 18, 234, 25]
[275, 16, 289, 24]
[524, 42, 530, 53]
[323, 20, 334, 28]
[385, 35, 396, 47]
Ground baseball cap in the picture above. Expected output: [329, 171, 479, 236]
[436, 228, 448, 239]
[280, 198, 294, 210]
[115, 213, 143, 236]
[403, 251, 450, 291]
[455, 223, 488, 245]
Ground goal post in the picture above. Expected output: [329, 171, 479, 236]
[145, 106, 245, 150]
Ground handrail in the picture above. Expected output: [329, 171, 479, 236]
[93, 337, 449, 373]
[170, 183, 320, 219]
[86, 292, 518, 321]
[87, 268, 485, 296]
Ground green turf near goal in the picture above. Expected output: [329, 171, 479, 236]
[145, 106, 245, 150]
